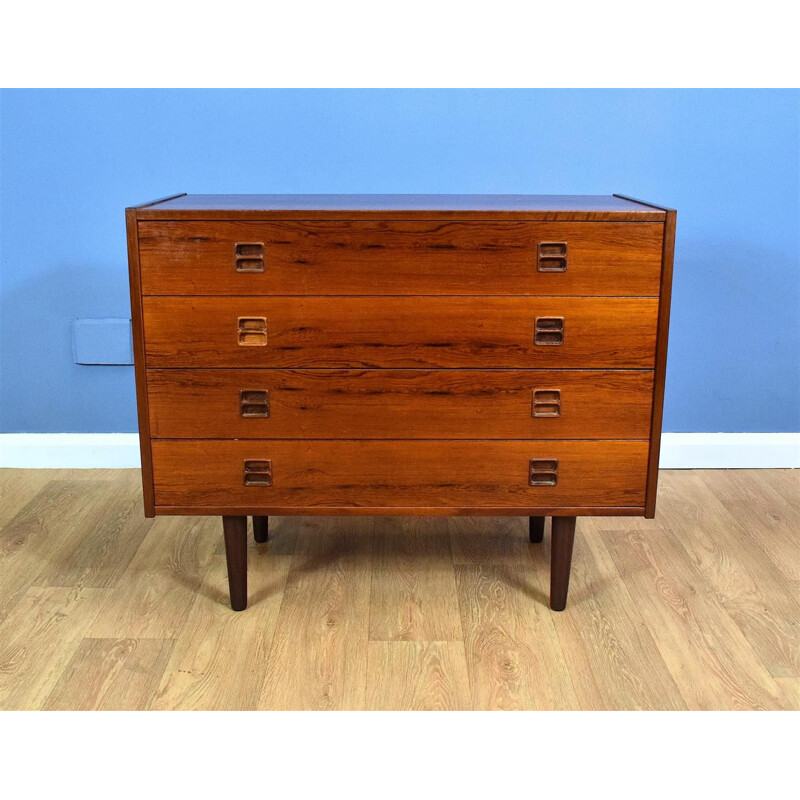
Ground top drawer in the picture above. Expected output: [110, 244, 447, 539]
[137, 220, 664, 296]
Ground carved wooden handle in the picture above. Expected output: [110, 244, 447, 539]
[238, 316, 268, 346]
[537, 242, 567, 272]
[235, 242, 264, 273]
[532, 389, 561, 417]
[534, 317, 564, 346]
[529, 458, 558, 486]
[240, 390, 270, 418]
[243, 459, 272, 486]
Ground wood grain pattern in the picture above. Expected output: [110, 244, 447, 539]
[86, 515, 217, 639]
[150, 439, 649, 511]
[42, 638, 174, 711]
[449, 515, 535, 566]
[151, 551, 291, 710]
[548, 519, 687, 709]
[648, 471, 800, 678]
[369, 517, 462, 641]
[142, 296, 658, 369]
[0, 469, 797, 710]
[0, 479, 110, 624]
[147, 368, 654, 440]
[699, 470, 800, 591]
[455, 564, 579, 710]
[37, 471, 152, 588]
[777, 678, 800, 710]
[365, 642, 471, 710]
[138, 220, 663, 296]
[0, 470, 47, 529]
[601, 525, 784, 710]
[134, 193, 667, 221]
[0, 587, 108, 710]
[258, 517, 373, 710]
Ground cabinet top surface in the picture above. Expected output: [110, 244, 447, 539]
[131, 193, 669, 221]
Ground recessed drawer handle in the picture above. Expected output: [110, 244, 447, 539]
[238, 316, 268, 346]
[534, 317, 564, 346]
[244, 459, 272, 486]
[529, 458, 558, 486]
[532, 389, 561, 417]
[240, 390, 270, 417]
[538, 242, 567, 272]
[235, 242, 264, 273]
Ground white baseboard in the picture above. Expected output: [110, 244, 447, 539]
[0, 434, 142, 468]
[1, 432, 798, 470]
[658, 433, 800, 469]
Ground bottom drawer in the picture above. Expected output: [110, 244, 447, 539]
[151, 439, 648, 513]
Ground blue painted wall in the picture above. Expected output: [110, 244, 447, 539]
[1, 89, 798, 433]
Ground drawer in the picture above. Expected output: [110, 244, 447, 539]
[142, 296, 658, 369]
[137, 220, 664, 296]
[147, 369, 654, 439]
[151, 439, 649, 511]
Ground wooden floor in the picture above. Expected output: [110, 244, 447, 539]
[0, 468, 797, 710]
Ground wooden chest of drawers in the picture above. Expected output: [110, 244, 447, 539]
[127, 194, 676, 612]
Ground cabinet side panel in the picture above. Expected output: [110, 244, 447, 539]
[645, 213, 676, 517]
[126, 208, 155, 516]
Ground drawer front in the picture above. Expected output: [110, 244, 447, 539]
[151, 439, 649, 510]
[147, 368, 654, 439]
[137, 220, 664, 296]
[142, 296, 658, 369]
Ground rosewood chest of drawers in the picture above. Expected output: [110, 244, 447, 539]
[126, 193, 676, 612]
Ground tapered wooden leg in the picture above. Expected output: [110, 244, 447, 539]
[550, 516, 576, 611]
[529, 516, 545, 543]
[222, 515, 247, 611]
[253, 515, 269, 543]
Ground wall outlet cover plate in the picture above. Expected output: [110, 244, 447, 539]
[72, 318, 133, 365]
